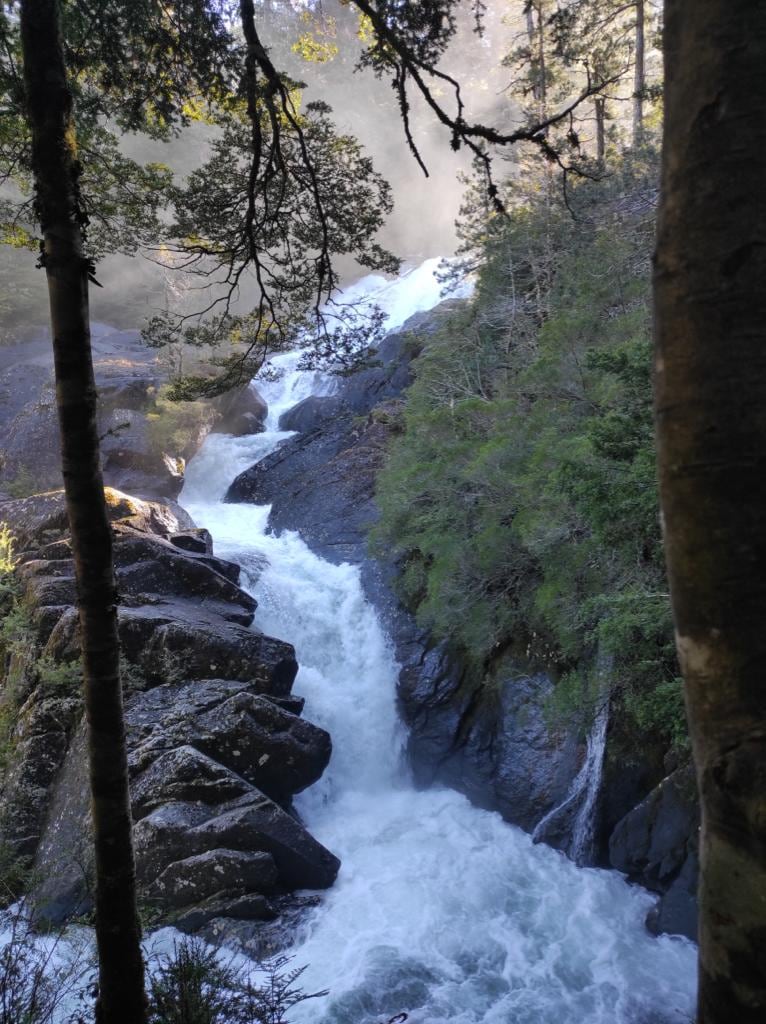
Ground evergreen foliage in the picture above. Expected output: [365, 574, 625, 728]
[375, 148, 687, 749]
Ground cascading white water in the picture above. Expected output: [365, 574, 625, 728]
[531, 701, 610, 866]
[178, 262, 698, 1024]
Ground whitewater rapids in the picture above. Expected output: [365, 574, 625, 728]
[178, 261, 698, 1024]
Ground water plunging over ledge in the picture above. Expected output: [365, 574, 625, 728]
[179, 264, 697, 1024]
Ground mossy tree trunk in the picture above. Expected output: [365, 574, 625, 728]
[654, 2, 766, 1021]
[18, 2, 147, 1021]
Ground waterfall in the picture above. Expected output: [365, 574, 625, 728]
[1, 263, 696, 1024]
[532, 700, 610, 866]
[178, 263, 697, 1024]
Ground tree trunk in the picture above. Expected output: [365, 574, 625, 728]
[18, 3, 147, 1022]
[535, 1, 547, 121]
[594, 95, 606, 164]
[633, 0, 645, 141]
[654, 2, 766, 1022]
[525, 1, 546, 119]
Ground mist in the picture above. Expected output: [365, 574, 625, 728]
[2, 0, 518, 338]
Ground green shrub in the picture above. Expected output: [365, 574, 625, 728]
[148, 939, 327, 1024]
[374, 150, 689, 751]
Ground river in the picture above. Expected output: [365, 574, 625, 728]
[178, 261, 697, 1024]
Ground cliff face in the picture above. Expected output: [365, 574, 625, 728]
[225, 302, 699, 942]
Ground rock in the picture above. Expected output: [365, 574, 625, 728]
[0, 359, 188, 500]
[133, 793, 340, 893]
[126, 680, 331, 804]
[213, 384, 268, 436]
[278, 395, 348, 433]
[226, 409, 396, 564]
[0, 692, 81, 860]
[169, 528, 214, 556]
[141, 621, 297, 692]
[4, 468, 338, 934]
[0, 378, 62, 493]
[0, 488, 194, 552]
[400, 647, 580, 833]
[28, 723, 94, 924]
[609, 766, 699, 939]
[192, 796, 340, 890]
[147, 849, 278, 908]
[172, 893, 277, 932]
[129, 745, 253, 819]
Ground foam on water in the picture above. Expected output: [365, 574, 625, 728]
[179, 262, 698, 1024]
[0, 263, 697, 1023]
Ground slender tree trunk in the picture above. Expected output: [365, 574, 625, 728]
[633, 0, 645, 142]
[654, 2, 766, 1021]
[525, 1, 546, 119]
[594, 95, 606, 164]
[536, 1, 547, 121]
[18, 3, 147, 1022]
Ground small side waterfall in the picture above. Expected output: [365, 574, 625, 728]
[532, 667, 611, 865]
[569, 700, 610, 864]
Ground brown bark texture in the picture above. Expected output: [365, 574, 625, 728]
[654, 2, 766, 1021]
[18, 2, 147, 1021]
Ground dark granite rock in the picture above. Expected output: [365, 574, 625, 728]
[147, 849, 278, 908]
[126, 679, 331, 804]
[609, 766, 699, 940]
[278, 395, 349, 433]
[1, 482, 336, 935]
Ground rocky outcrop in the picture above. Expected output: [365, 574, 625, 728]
[609, 766, 699, 940]
[224, 301, 699, 941]
[0, 332, 269, 503]
[0, 487, 338, 936]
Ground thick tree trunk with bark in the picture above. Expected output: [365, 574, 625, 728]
[654, 2, 766, 1021]
[18, 2, 147, 1021]
[632, 0, 645, 141]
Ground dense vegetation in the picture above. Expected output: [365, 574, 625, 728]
[375, 148, 687, 750]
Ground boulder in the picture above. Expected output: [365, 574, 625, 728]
[0, 488, 194, 553]
[130, 745, 253, 819]
[213, 384, 268, 436]
[278, 395, 348, 433]
[134, 793, 340, 892]
[147, 849, 278, 908]
[126, 679, 331, 804]
[4, 473, 338, 935]
[140, 621, 297, 692]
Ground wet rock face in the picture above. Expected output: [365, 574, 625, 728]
[0, 489, 338, 934]
[400, 652, 581, 834]
[609, 766, 699, 940]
